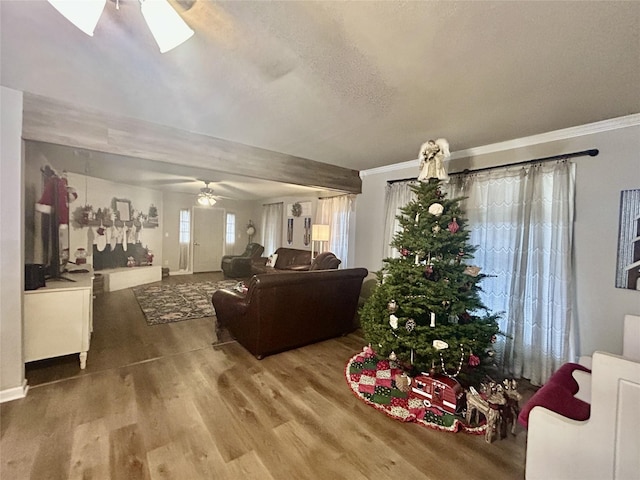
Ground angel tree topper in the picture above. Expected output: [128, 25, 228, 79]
[418, 138, 450, 182]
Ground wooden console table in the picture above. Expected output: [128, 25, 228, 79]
[24, 270, 94, 369]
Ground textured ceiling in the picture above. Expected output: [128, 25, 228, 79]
[2, 1, 639, 197]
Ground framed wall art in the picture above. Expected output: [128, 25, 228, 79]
[615, 188, 640, 290]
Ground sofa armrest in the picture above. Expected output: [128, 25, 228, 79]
[212, 289, 248, 320]
[572, 369, 592, 403]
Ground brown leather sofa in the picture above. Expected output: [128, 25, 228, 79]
[212, 267, 368, 359]
[251, 247, 312, 274]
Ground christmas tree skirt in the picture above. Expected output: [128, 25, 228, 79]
[345, 351, 486, 435]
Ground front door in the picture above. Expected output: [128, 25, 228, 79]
[192, 207, 224, 273]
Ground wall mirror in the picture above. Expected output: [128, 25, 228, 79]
[113, 198, 132, 221]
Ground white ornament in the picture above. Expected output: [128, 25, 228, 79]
[433, 340, 449, 350]
[428, 203, 444, 216]
[389, 314, 399, 330]
[389, 351, 397, 361]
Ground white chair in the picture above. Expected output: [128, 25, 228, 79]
[524, 315, 640, 480]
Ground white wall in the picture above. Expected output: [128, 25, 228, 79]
[355, 116, 640, 359]
[259, 195, 320, 255]
[0, 86, 27, 401]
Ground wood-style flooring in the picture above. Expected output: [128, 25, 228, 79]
[1, 272, 529, 479]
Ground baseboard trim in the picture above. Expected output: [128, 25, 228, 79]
[0, 379, 29, 403]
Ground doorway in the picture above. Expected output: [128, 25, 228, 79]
[192, 207, 224, 273]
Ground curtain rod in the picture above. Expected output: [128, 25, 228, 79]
[387, 148, 599, 184]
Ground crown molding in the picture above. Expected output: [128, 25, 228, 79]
[361, 113, 640, 178]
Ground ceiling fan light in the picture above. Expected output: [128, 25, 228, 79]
[47, 0, 106, 36]
[140, 0, 194, 53]
[197, 183, 217, 206]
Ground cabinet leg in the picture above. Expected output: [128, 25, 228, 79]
[79, 351, 87, 369]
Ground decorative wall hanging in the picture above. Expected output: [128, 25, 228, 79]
[303, 217, 311, 246]
[291, 202, 302, 217]
[615, 188, 640, 290]
[287, 218, 294, 245]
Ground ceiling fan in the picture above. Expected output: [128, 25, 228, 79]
[47, 0, 194, 53]
[196, 181, 217, 206]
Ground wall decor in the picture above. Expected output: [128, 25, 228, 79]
[290, 202, 302, 217]
[615, 188, 640, 290]
[303, 217, 311, 246]
[287, 218, 294, 244]
[112, 197, 132, 222]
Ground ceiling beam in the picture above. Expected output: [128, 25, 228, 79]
[21, 93, 362, 195]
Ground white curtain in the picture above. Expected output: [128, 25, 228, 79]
[448, 161, 576, 385]
[315, 195, 354, 267]
[261, 202, 283, 257]
[382, 181, 417, 259]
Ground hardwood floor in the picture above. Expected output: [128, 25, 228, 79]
[2, 272, 529, 479]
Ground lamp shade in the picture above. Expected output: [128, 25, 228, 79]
[47, 0, 106, 36]
[312, 224, 330, 242]
[140, 0, 194, 53]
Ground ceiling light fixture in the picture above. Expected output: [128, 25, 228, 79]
[47, 0, 194, 53]
[47, 0, 106, 36]
[197, 182, 217, 207]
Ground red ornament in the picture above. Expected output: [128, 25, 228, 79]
[468, 354, 480, 367]
[448, 217, 459, 233]
[401, 248, 409, 257]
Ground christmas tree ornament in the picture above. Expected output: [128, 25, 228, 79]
[439, 344, 466, 377]
[464, 265, 482, 277]
[430, 312, 436, 328]
[423, 264, 434, 279]
[468, 353, 481, 367]
[387, 300, 397, 313]
[448, 217, 459, 233]
[432, 223, 441, 234]
[405, 318, 416, 332]
[487, 349, 495, 357]
[433, 339, 449, 350]
[389, 351, 397, 361]
[400, 248, 409, 257]
[428, 203, 444, 216]
[389, 314, 399, 330]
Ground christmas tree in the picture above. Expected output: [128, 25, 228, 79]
[360, 155, 500, 386]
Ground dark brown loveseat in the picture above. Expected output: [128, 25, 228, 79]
[251, 247, 312, 274]
[212, 267, 368, 359]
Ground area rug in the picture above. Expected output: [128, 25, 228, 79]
[345, 350, 486, 435]
[133, 280, 240, 325]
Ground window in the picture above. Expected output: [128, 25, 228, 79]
[226, 213, 236, 245]
[179, 209, 190, 243]
[179, 209, 190, 270]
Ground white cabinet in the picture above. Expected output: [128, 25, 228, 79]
[24, 271, 93, 369]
